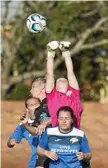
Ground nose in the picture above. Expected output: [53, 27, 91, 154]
[62, 119, 66, 123]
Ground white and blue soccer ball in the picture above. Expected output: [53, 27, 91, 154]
[26, 13, 46, 33]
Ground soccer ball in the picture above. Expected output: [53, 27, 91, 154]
[26, 13, 46, 33]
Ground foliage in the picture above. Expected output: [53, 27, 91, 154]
[1, 1, 108, 100]
[7, 83, 30, 100]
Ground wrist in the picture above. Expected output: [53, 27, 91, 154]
[47, 51, 55, 59]
[23, 121, 29, 126]
[44, 150, 48, 156]
[83, 153, 87, 160]
[62, 50, 70, 58]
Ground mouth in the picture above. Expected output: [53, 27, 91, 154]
[61, 124, 67, 127]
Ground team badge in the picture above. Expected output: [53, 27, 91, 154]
[70, 137, 78, 143]
[66, 90, 72, 96]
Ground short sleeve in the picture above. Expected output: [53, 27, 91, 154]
[69, 86, 81, 98]
[39, 130, 48, 150]
[81, 134, 91, 153]
[45, 88, 56, 100]
[9, 124, 24, 143]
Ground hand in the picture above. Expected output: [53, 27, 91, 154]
[20, 114, 26, 121]
[20, 110, 29, 124]
[76, 152, 85, 160]
[10, 139, 17, 146]
[59, 41, 71, 51]
[34, 127, 39, 134]
[41, 118, 51, 127]
[47, 41, 59, 51]
[21, 117, 28, 124]
[45, 150, 58, 161]
[37, 124, 46, 135]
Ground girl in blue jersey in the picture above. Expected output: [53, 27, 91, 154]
[7, 96, 41, 168]
[37, 106, 92, 168]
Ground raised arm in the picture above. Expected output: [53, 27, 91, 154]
[59, 41, 79, 90]
[45, 41, 59, 93]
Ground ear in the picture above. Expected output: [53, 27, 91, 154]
[71, 118, 74, 124]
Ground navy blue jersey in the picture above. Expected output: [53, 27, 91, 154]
[9, 123, 39, 168]
[34, 98, 50, 125]
[39, 127, 90, 168]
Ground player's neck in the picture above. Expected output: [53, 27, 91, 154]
[39, 89, 46, 101]
[58, 126, 72, 134]
[56, 88, 67, 93]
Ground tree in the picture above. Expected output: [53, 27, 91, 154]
[1, 1, 108, 100]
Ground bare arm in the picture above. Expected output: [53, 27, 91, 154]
[23, 123, 38, 135]
[63, 51, 79, 90]
[45, 56, 55, 93]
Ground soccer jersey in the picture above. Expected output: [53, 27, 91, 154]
[39, 127, 90, 168]
[34, 98, 50, 125]
[46, 87, 83, 128]
[9, 123, 39, 168]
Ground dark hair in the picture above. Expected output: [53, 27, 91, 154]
[25, 96, 41, 108]
[57, 106, 75, 120]
[31, 77, 46, 85]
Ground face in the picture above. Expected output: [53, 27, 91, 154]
[30, 81, 45, 98]
[58, 110, 73, 131]
[56, 78, 68, 93]
[26, 98, 40, 119]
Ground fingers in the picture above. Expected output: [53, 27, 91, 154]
[76, 152, 84, 160]
[21, 117, 28, 124]
[34, 127, 39, 134]
[10, 139, 17, 145]
[45, 151, 58, 161]
[20, 109, 29, 121]
[37, 124, 46, 135]
[26, 109, 29, 118]
[20, 115, 26, 121]
[50, 152, 58, 161]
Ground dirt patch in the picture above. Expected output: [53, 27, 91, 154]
[1, 101, 108, 168]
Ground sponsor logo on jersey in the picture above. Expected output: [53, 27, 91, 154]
[55, 138, 62, 142]
[70, 137, 78, 143]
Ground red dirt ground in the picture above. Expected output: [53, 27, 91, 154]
[1, 101, 108, 168]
